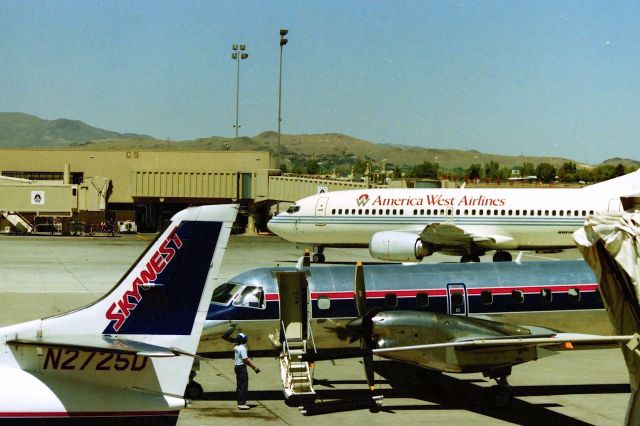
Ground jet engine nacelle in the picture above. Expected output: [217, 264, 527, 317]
[369, 231, 431, 262]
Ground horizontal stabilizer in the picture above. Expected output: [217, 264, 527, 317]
[8, 336, 179, 357]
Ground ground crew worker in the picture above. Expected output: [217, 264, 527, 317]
[234, 333, 260, 410]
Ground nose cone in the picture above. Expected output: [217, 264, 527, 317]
[267, 213, 293, 240]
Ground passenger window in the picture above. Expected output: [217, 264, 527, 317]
[416, 292, 429, 307]
[480, 290, 493, 305]
[540, 288, 552, 303]
[331, 209, 336, 214]
[233, 286, 265, 309]
[338, 209, 342, 214]
[512, 290, 524, 304]
[568, 288, 581, 302]
[371, 209, 376, 215]
[386, 209, 390, 215]
[317, 295, 331, 310]
[384, 293, 398, 308]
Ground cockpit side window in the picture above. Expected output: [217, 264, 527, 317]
[233, 286, 265, 309]
[211, 283, 242, 305]
[287, 205, 300, 214]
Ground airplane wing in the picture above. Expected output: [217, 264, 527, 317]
[372, 333, 632, 355]
[7, 336, 187, 357]
[419, 223, 514, 247]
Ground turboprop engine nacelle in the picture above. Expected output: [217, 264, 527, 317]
[369, 231, 431, 262]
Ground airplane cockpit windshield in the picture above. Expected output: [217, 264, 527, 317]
[211, 283, 265, 309]
[233, 286, 265, 309]
[211, 283, 242, 304]
[286, 204, 300, 214]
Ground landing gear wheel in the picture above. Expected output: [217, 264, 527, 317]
[489, 385, 514, 409]
[312, 253, 325, 263]
[492, 251, 512, 262]
[460, 255, 481, 263]
[184, 381, 204, 400]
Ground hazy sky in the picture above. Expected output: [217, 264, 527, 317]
[1, 1, 638, 164]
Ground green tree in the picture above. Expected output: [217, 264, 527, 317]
[535, 162, 557, 183]
[558, 162, 577, 182]
[466, 163, 482, 180]
[614, 163, 626, 178]
[410, 161, 439, 179]
[304, 159, 319, 175]
[484, 160, 501, 179]
[522, 162, 535, 177]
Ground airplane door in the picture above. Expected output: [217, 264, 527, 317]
[447, 283, 468, 316]
[445, 207, 455, 223]
[276, 271, 310, 344]
[314, 197, 329, 226]
[608, 198, 622, 212]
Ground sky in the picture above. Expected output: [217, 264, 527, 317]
[1, 1, 639, 164]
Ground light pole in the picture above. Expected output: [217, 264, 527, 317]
[277, 29, 288, 168]
[231, 44, 248, 139]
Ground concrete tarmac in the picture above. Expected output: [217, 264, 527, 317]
[0, 233, 631, 425]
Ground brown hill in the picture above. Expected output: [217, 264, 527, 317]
[75, 131, 589, 170]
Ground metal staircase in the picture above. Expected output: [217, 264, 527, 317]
[280, 334, 315, 398]
[276, 271, 316, 400]
[1, 211, 34, 234]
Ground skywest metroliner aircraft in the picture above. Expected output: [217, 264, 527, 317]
[268, 169, 640, 263]
[198, 258, 629, 406]
[0, 204, 237, 425]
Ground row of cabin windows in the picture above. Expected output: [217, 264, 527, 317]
[316, 288, 585, 310]
[332, 208, 405, 216]
[330, 208, 595, 217]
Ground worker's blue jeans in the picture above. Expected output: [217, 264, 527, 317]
[235, 364, 248, 405]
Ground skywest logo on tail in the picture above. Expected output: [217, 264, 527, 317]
[106, 227, 184, 331]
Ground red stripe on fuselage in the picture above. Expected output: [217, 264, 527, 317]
[258, 283, 599, 301]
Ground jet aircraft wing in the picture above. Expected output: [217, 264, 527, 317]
[419, 223, 514, 247]
[7, 336, 184, 357]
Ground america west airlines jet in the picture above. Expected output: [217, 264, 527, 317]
[199, 257, 630, 408]
[0, 204, 237, 425]
[268, 170, 640, 263]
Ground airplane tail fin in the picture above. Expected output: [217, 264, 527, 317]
[2, 204, 237, 402]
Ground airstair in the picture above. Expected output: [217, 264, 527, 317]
[276, 271, 316, 399]
[1, 211, 34, 234]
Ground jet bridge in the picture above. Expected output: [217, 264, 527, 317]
[0, 174, 110, 234]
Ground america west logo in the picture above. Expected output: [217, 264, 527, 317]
[356, 194, 370, 207]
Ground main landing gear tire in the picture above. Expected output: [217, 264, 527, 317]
[489, 384, 514, 409]
[460, 254, 480, 263]
[312, 252, 325, 263]
[184, 381, 204, 400]
[492, 251, 512, 262]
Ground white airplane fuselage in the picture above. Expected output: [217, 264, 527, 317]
[268, 173, 639, 261]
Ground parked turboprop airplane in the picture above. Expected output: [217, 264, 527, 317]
[198, 258, 630, 407]
[0, 204, 237, 425]
[268, 170, 640, 263]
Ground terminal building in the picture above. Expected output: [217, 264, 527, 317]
[0, 148, 375, 233]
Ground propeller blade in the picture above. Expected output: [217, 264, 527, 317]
[363, 351, 375, 391]
[354, 261, 366, 317]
